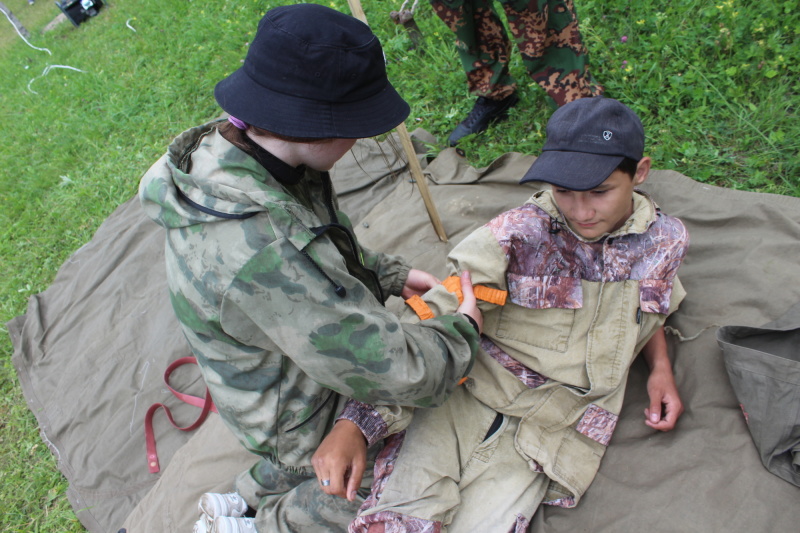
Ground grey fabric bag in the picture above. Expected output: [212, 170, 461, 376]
[717, 301, 800, 487]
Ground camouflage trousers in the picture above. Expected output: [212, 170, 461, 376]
[429, 0, 603, 106]
[235, 447, 380, 533]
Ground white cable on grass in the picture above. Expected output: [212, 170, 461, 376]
[27, 64, 87, 94]
[1, 3, 52, 54]
[126, 18, 137, 32]
[399, 0, 419, 14]
[2, 4, 89, 94]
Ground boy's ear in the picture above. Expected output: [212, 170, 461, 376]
[634, 157, 652, 186]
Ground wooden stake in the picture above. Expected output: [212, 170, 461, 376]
[347, 0, 448, 242]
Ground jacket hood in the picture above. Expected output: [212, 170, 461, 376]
[139, 121, 303, 229]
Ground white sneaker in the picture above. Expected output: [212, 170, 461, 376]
[193, 518, 210, 533]
[198, 492, 248, 519]
[213, 516, 257, 533]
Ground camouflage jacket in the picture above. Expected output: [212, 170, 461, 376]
[139, 121, 477, 467]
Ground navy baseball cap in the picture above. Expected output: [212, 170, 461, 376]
[520, 97, 645, 190]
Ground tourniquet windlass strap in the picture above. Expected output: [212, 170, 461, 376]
[405, 295, 436, 320]
[404, 276, 508, 321]
[404, 277, 508, 387]
[144, 356, 217, 473]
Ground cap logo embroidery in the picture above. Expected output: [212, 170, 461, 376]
[603, 130, 613, 141]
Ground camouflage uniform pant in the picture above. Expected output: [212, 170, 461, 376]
[429, 0, 603, 106]
[235, 447, 380, 532]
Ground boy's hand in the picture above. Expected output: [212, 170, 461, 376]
[645, 366, 684, 431]
[311, 419, 367, 501]
[401, 269, 440, 299]
[641, 326, 683, 431]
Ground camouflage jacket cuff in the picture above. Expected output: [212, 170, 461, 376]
[338, 399, 388, 448]
[390, 262, 412, 298]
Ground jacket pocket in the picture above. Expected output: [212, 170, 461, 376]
[493, 303, 575, 353]
[549, 426, 606, 502]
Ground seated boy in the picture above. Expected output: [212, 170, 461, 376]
[314, 97, 689, 532]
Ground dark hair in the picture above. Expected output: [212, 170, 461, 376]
[615, 157, 639, 178]
[217, 121, 332, 156]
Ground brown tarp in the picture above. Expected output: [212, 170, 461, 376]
[8, 132, 800, 532]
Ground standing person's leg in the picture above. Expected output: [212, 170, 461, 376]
[430, 0, 516, 98]
[430, 0, 520, 145]
[502, 0, 603, 106]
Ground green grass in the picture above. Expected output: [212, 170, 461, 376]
[0, 0, 797, 530]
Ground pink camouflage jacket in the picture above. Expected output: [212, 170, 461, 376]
[343, 188, 689, 508]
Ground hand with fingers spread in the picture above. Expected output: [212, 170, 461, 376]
[311, 419, 367, 501]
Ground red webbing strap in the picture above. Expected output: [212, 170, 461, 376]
[144, 356, 216, 473]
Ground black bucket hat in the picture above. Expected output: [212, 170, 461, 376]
[214, 4, 410, 139]
[520, 97, 645, 191]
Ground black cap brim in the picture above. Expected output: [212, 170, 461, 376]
[519, 150, 624, 191]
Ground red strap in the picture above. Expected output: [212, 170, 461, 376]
[162, 356, 218, 412]
[144, 357, 216, 473]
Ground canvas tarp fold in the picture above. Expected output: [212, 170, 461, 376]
[717, 301, 800, 488]
[8, 132, 800, 533]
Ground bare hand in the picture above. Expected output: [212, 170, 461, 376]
[644, 367, 684, 431]
[400, 269, 440, 300]
[311, 420, 367, 501]
[641, 327, 683, 431]
[456, 271, 483, 334]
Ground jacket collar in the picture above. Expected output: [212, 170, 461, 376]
[530, 189, 657, 243]
[242, 135, 307, 185]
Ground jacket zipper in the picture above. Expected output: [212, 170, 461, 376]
[319, 175, 385, 303]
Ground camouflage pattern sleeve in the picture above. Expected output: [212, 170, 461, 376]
[359, 247, 412, 299]
[218, 233, 478, 409]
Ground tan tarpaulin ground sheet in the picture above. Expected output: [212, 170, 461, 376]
[8, 131, 800, 533]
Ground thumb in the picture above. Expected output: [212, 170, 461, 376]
[646, 401, 662, 424]
[459, 271, 476, 304]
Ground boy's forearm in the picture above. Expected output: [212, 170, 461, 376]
[642, 325, 684, 430]
[642, 326, 671, 374]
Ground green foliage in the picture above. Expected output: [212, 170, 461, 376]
[577, 0, 799, 193]
[0, 0, 797, 530]
[377, 0, 798, 194]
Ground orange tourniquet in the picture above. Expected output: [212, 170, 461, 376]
[403, 275, 508, 322]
